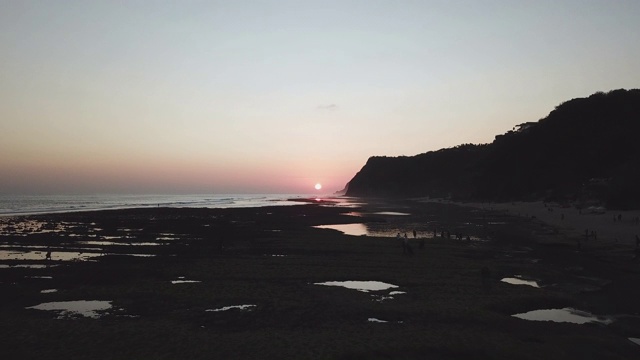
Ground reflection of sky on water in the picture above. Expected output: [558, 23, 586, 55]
[368, 318, 387, 323]
[314, 223, 435, 238]
[373, 212, 410, 216]
[0, 250, 101, 261]
[512, 308, 613, 325]
[0, 250, 154, 262]
[79, 240, 166, 246]
[26, 300, 112, 319]
[171, 280, 200, 284]
[315, 281, 398, 292]
[314, 224, 369, 236]
[342, 212, 363, 217]
[501, 277, 541, 288]
[206, 304, 256, 312]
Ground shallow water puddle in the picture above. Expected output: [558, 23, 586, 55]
[368, 317, 403, 324]
[314, 224, 368, 236]
[0, 250, 101, 261]
[372, 291, 406, 302]
[315, 281, 399, 292]
[41, 289, 58, 293]
[13, 264, 57, 269]
[342, 212, 363, 217]
[171, 280, 201, 284]
[79, 240, 166, 246]
[0, 263, 51, 269]
[26, 300, 112, 319]
[368, 318, 387, 323]
[501, 276, 541, 288]
[156, 236, 180, 241]
[101, 236, 135, 240]
[512, 308, 613, 325]
[373, 212, 410, 216]
[206, 305, 256, 312]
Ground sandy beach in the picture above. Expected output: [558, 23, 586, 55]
[446, 200, 640, 247]
[1, 199, 640, 359]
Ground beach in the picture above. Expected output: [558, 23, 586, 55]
[1, 198, 640, 359]
[442, 200, 640, 247]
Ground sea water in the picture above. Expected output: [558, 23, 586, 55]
[0, 194, 313, 217]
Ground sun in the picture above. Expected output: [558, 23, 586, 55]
[314, 183, 322, 190]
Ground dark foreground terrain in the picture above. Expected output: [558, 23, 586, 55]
[1, 199, 640, 359]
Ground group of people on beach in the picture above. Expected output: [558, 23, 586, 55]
[397, 228, 474, 255]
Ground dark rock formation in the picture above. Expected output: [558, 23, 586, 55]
[345, 89, 640, 209]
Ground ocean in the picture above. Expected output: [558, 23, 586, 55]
[0, 194, 314, 217]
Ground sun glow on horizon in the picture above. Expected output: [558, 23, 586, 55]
[315, 183, 322, 190]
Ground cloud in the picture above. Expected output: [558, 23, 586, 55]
[317, 104, 339, 111]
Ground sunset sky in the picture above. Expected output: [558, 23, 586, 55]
[2, 1, 639, 195]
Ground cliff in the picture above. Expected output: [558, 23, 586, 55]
[345, 89, 640, 209]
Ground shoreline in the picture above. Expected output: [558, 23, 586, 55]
[0, 193, 318, 218]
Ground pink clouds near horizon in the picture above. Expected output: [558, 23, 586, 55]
[0, 157, 351, 195]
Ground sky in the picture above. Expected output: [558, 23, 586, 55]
[1, 0, 639, 195]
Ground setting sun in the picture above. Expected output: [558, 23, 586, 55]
[315, 183, 322, 190]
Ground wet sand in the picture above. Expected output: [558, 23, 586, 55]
[1, 199, 640, 359]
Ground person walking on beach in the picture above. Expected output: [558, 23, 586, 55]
[45, 250, 51, 261]
[403, 233, 408, 251]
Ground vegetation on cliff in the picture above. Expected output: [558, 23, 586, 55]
[345, 89, 640, 209]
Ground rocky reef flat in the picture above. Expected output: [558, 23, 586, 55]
[1, 199, 640, 359]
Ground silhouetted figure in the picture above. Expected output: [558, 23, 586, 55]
[440, 230, 445, 238]
[45, 251, 51, 261]
[402, 233, 409, 254]
[466, 235, 471, 241]
[413, 229, 417, 238]
[403, 233, 413, 255]
[446, 231, 451, 239]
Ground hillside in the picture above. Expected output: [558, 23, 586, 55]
[344, 89, 640, 209]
